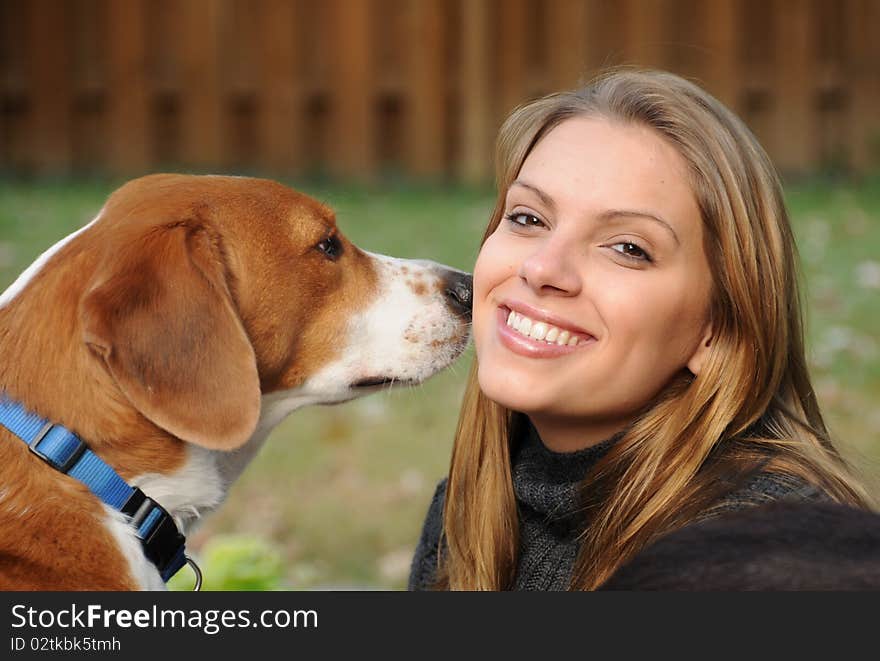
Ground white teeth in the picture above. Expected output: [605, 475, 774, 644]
[504, 309, 585, 347]
[530, 322, 548, 341]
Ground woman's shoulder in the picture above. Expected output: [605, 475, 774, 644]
[407, 478, 448, 591]
[601, 500, 880, 590]
[697, 470, 833, 523]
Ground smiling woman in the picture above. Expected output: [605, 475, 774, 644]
[476, 117, 713, 451]
[408, 68, 875, 591]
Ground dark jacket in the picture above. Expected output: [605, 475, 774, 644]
[408, 423, 831, 590]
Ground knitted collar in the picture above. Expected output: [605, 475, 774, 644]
[511, 420, 620, 526]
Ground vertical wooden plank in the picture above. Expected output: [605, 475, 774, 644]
[664, 0, 700, 80]
[545, 0, 588, 91]
[302, 0, 328, 93]
[581, 0, 626, 72]
[106, 0, 151, 173]
[73, 0, 103, 92]
[221, 0, 260, 169]
[579, 0, 615, 80]
[405, 0, 446, 178]
[227, 0, 258, 94]
[178, 0, 224, 169]
[258, 0, 301, 173]
[772, 0, 814, 173]
[26, 0, 73, 172]
[813, 0, 846, 168]
[146, 0, 182, 166]
[69, 0, 104, 170]
[700, 0, 738, 111]
[737, 0, 773, 151]
[458, 0, 491, 184]
[846, 0, 880, 172]
[148, 0, 179, 94]
[622, 0, 666, 68]
[497, 0, 528, 123]
[0, 0, 27, 168]
[0, 0, 7, 166]
[376, 0, 406, 83]
[328, 0, 374, 179]
[0, 0, 27, 93]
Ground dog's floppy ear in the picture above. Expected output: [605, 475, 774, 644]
[81, 222, 260, 451]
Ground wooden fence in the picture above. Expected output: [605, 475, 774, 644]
[1, 0, 878, 181]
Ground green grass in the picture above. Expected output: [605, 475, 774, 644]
[1, 174, 878, 590]
[786, 178, 880, 481]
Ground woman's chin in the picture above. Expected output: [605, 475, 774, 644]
[477, 372, 555, 415]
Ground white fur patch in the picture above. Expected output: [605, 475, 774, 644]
[109, 450, 224, 590]
[103, 505, 166, 591]
[355, 252, 471, 383]
[133, 448, 225, 534]
[0, 211, 102, 309]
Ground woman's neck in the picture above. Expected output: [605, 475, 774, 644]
[527, 413, 631, 453]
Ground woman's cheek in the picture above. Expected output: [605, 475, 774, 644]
[473, 236, 508, 300]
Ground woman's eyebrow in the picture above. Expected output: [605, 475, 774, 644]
[598, 209, 680, 246]
[509, 180, 556, 211]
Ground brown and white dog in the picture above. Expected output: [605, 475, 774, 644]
[0, 174, 472, 590]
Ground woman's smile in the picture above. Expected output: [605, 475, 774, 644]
[495, 304, 596, 358]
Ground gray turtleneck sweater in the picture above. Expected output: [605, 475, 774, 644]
[408, 423, 831, 590]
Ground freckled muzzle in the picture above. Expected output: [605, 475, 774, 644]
[341, 254, 473, 394]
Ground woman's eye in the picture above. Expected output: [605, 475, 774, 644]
[611, 242, 652, 262]
[504, 212, 545, 228]
[316, 235, 343, 260]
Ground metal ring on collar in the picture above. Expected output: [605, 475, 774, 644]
[186, 555, 203, 591]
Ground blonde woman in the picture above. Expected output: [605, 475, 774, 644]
[408, 69, 874, 591]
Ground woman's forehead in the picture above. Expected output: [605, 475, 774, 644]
[514, 116, 701, 235]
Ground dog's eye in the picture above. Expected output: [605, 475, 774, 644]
[316, 235, 343, 261]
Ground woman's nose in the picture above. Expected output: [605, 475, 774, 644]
[517, 239, 582, 296]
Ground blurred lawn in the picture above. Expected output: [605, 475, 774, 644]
[0, 175, 878, 590]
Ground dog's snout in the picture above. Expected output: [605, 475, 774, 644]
[442, 271, 473, 319]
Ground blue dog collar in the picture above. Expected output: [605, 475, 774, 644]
[0, 394, 198, 587]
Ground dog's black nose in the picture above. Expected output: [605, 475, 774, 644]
[442, 270, 473, 319]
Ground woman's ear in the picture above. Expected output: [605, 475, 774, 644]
[687, 323, 713, 376]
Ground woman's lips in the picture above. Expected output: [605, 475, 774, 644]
[496, 306, 595, 358]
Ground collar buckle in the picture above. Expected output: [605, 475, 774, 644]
[27, 421, 55, 462]
[28, 421, 87, 473]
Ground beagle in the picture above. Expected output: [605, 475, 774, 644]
[0, 174, 472, 590]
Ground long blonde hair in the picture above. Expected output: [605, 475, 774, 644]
[440, 68, 874, 590]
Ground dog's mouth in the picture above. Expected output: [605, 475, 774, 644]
[351, 376, 417, 389]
